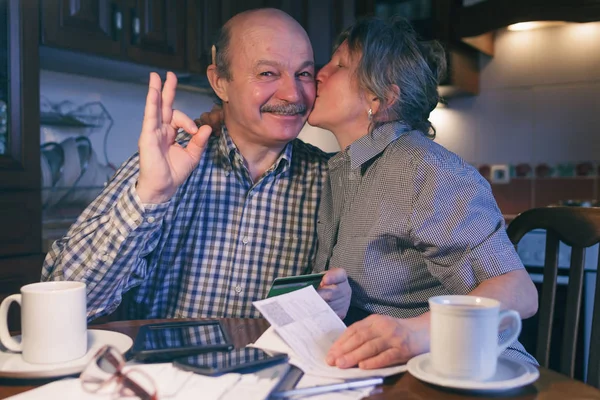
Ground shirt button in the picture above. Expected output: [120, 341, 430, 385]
[349, 172, 356, 180]
[100, 253, 108, 262]
[234, 285, 242, 293]
[146, 216, 156, 223]
[100, 216, 109, 224]
[242, 236, 249, 245]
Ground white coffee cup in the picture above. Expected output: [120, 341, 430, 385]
[429, 295, 522, 381]
[0, 281, 87, 364]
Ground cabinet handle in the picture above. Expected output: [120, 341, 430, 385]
[114, 11, 122, 31]
[111, 4, 122, 41]
[131, 10, 140, 45]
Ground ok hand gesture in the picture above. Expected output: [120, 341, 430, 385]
[136, 72, 212, 204]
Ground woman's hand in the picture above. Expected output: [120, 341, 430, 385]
[136, 72, 213, 204]
[317, 268, 351, 319]
[326, 313, 430, 369]
[195, 104, 224, 133]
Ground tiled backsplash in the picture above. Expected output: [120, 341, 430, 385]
[474, 162, 600, 217]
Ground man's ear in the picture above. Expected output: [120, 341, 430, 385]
[207, 64, 229, 103]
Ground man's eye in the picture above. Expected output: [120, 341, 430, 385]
[298, 71, 313, 78]
[260, 71, 275, 76]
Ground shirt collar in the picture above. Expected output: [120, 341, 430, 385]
[347, 122, 411, 170]
[217, 126, 293, 176]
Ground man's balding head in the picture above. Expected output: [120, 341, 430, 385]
[213, 8, 309, 81]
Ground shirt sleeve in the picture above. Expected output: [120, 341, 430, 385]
[41, 153, 170, 320]
[408, 157, 524, 295]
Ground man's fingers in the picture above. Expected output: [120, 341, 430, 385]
[185, 125, 212, 162]
[171, 110, 198, 134]
[161, 71, 177, 125]
[141, 84, 160, 136]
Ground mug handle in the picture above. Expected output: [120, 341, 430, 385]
[0, 294, 23, 352]
[496, 309, 522, 356]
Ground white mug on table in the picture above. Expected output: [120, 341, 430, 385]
[0, 281, 87, 364]
[428, 295, 522, 381]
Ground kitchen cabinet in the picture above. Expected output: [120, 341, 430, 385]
[457, 0, 600, 38]
[41, 0, 186, 71]
[0, 0, 44, 329]
[363, 0, 480, 97]
[187, 0, 351, 74]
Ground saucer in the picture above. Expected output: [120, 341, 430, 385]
[407, 353, 539, 392]
[0, 329, 133, 379]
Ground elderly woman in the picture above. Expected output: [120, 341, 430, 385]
[307, 17, 538, 369]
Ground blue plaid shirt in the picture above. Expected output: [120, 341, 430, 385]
[42, 130, 329, 321]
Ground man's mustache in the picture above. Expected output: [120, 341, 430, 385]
[261, 103, 307, 116]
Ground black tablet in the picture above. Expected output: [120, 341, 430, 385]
[130, 320, 234, 362]
[173, 347, 289, 376]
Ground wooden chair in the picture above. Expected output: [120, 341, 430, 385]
[506, 206, 600, 387]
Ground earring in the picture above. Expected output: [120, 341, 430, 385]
[368, 108, 373, 121]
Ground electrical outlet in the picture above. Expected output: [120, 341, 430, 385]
[490, 164, 510, 184]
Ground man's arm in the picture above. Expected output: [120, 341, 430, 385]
[43, 72, 212, 321]
[325, 269, 537, 369]
[42, 156, 169, 321]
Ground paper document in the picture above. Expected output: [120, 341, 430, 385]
[7, 363, 240, 400]
[253, 286, 406, 379]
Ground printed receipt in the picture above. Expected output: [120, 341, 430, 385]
[253, 286, 406, 379]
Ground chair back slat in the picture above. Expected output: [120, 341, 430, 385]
[560, 246, 585, 377]
[506, 207, 600, 388]
[587, 251, 600, 387]
[536, 231, 559, 367]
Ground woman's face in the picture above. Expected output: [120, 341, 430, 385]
[308, 41, 372, 143]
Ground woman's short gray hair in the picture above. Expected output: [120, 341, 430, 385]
[336, 17, 446, 137]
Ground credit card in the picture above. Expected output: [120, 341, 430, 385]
[266, 272, 325, 298]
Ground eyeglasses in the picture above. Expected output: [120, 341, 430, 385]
[80, 345, 157, 400]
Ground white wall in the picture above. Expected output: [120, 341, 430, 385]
[40, 70, 339, 167]
[433, 22, 600, 164]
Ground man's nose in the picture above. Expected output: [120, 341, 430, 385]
[278, 75, 301, 103]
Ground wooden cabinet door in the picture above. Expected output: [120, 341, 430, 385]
[186, 0, 225, 74]
[0, 1, 43, 321]
[40, 0, 123, 58]
[125, 0, 186, 70]
[0, 0, 40, 190]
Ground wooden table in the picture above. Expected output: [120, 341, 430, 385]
[1, 318, 600, 399]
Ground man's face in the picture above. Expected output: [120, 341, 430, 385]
[221, 23, 315, 148]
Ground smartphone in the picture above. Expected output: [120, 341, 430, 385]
[130, 320, 234, 362]
[173, 348, 289, 376]
[266, 272, 325, 298]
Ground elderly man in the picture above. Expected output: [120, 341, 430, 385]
[42, 8, 350, 321]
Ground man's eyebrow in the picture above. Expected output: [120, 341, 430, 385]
[254, 60, 315, 70]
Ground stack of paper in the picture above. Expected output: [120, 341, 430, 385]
[252, 286, 407, 380]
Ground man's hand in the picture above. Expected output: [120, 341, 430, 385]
[326, 314, 430, 369]
[317, 268, 351, 319]
[195, 104, 224, 133]
[137, 72, 213, 204]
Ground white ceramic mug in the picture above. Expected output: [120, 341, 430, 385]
[0, 281, 87, 364]
[429, 295, 522, 381]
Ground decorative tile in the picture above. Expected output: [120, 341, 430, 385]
[575, 161, 596, 177]
[534, 163, 555, 178]
[513, 163, 533, 178]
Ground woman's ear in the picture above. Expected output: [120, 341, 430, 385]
[207, 64, 229, 103]
[382, 84, 400, 111]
